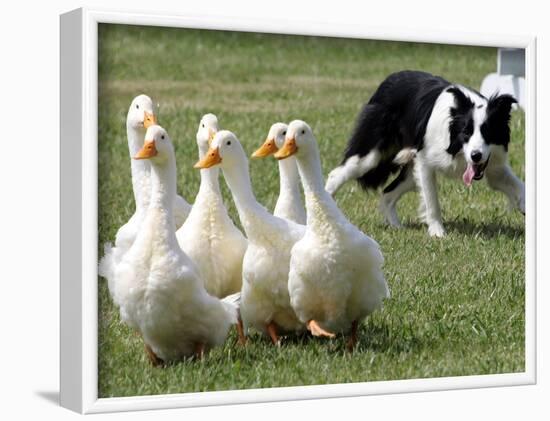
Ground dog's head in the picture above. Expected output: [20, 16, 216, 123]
[446, 87, 517, 186]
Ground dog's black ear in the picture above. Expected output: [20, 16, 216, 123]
[447, 87, 474, 112]
[485, 94, 517, 149]
[487, 94, 517, 121]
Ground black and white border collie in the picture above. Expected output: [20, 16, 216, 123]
[325, 70, 525, 237]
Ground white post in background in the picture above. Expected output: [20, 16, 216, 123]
[480, 48, 526, 109]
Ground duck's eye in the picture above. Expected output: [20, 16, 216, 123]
[283, 131, 286, 135]
[202, 124, 205, 128]
[136, 104, 139, 109]
[227, 140, 231, 146]
[161, 135, 165, 140]
[301, 129, 305, 135]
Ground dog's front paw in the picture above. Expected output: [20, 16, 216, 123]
[428, 223, 446, 238]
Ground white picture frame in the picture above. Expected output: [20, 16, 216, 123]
[60, 7, 537, 414]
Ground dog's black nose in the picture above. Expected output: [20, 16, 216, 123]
[471, 150, 482, 163]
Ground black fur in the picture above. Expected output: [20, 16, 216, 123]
[481, 94, 517, 151]
[344, 70, 451, 190]
[383, 163, 411, 194]
[446, 87, 475, 156]
[342, 70, 516, 191]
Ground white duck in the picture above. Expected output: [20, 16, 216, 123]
[195, 130, 305, 345]
[252, 123, 306, 225]
[274, 120, 389, 350]
[176, 114, 247, 298]
[99, 94, 191, 298]
[114, 125, 237, 364]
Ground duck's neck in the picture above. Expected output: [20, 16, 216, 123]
[144, 154, 178, 248]
[127, 124, 150, 209]
[277, 157, 302, 202]
[222, 161, 274, 237]
[197, 144, 221, 196]
[295, 147, 344, 225]
[295, 146, 328, 197]
[149, 155, 176, 217]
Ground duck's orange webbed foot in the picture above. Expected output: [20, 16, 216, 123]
[307, 320, 335, 338]
[266, 321, 281, 346]
[346, 320, 359, 352]
[236, 315, 247, 346]
[144, 343, 164, 367]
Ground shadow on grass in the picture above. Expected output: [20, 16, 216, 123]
[403, 219, 524, 240]
[445, 220, 524, 239]
[279, 322, 425, 356]
[360, 323, 425, 354]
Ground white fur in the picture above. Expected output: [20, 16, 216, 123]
[379, 170, 416, 228]
[382, 87, 525, 237]
[286, 121, 389, 334]
[176, 114, 247, 298]
[325, 150, 381, 195]
[114, 125, 236, 361]
[393, 147, 417, 165]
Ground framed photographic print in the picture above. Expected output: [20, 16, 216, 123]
[60, 7, 536, 414]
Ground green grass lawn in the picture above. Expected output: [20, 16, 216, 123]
[97, 24, 525, 398]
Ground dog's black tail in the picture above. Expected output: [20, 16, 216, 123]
[342, 102, 415, 191]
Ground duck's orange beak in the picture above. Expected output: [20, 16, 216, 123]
[194, 147, 222, 169]
[143, 111, 157, 129]
[134, 139, 157, 159]
[274, 138, 297, 160]
[252, 138, 279, 158]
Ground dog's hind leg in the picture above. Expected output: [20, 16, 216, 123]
[325, 150, 381, 195]
[414, 160, 445, 237]
[380, 164, 416, 227]
[486, 163, 525, 214]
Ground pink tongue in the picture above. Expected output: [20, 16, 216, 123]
[463, 164, 475, 187]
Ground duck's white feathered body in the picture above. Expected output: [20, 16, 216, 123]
[176, 115, 247, 298]
[273, 156, 307, 225]
[199, 130, 305, 336]
[99, 95, 191, 301]
[114, 126, 236, 361]
[115, 208, 236, 360]
[289, 193, 388, 333]
[177, 168, 247, 298]
[99, 107, 153, 298]
[239, 210, 305, 334]
[115, 208, 236, 361]
[253, 122, 306, 225]
[280, 121, 389, 335]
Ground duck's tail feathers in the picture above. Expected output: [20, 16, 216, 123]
[221, 291, 241, 324]
[98, 242, 117, 298]
[221, 291, 241, 309]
